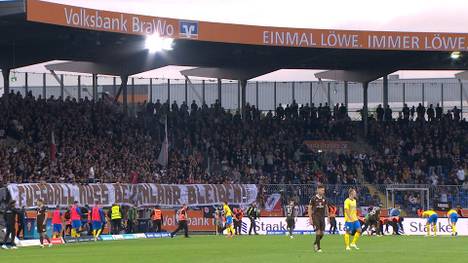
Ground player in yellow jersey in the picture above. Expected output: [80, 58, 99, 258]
[421, 208, 438, 237]
[447, 207, 459, 236]
[223, 201, 235, 238]
[344, 188, 361, 251]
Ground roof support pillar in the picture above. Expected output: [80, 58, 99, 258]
[113, 76, 117, 97]
[237, 81, 241, 111]
[78, 75, 81, 100]
[383, 75, 389, 121]
[60, 74, 64, 100]
[441, 83, 444, 109]
[149, 78, 153, 103]
[344, 81, 349, 113]
[120, 75, 129, 116]
[315, 69, 397, 124]
[2, 69, 10, 97]
[49, 70, 65, 100]
[167, 79, 171, 104]
[92, 73, 98, 101]
[184, 79, 188, 103]
[255, 81, 259, 108]
[274, 82, 277, 112]
[42, 73, 46, 99]
[131, 77, 135, 113]
[363, 82, 369, 137]
[24, 72, 28, 95]
[240, 79, 247, 117]
[402, 83, 406, 105]
[217, 78, 222, 106]
[202, 80, 205, 105]
[460, 79, 463, 115]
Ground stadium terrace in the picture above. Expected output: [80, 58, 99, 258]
[0, 0, 468, 260]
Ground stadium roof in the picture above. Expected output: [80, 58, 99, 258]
[1, 0, 468, 80]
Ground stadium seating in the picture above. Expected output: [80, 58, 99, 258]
[0, 91, 466, 198]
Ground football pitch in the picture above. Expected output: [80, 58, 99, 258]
[1, 235, 467, 263]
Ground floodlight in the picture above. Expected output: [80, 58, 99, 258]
[450, 51, 461, 60]
[145, 34, 173, 53]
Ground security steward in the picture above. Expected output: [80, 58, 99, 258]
[109, 203, 122, 235]
[247, 203, 259, 235]
[234, 208, 244, 235]
[328, 204, 338, 234]
[151, 206, 163, 232]
[171, 204, 189, 238]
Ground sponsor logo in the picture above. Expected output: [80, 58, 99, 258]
[134, 233, 146, 238]
[241, 222, 248, 233]
[145, 232, 171, 239]
[112, 235, 124, 240]
[64, 236, 95, 243]
[100, 235, 114, 241]
[47, 238, 65, 245]
[241, 217, 468, 236]
[179, 21, 198, 39]
[122, 234, 137, 240]
[266, 230, 315, 235]
[145, 232, 161, 239]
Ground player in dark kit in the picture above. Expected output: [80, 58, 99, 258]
[2, 200, 18, 249]
[285, 200, 296, 239]
[36, 200, 52, 248]
[308, 185, 328, 253]
[362, 206, 381, 236]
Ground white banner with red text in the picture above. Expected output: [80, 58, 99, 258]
[7, 183, 258, 208]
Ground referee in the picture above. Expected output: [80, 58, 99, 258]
[2, 200, 18, 249]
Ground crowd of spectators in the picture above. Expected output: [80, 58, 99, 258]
[0, 91, 467, 198]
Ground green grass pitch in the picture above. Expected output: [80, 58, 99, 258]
[1, 235, 467, 263]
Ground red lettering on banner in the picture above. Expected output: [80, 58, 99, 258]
[232, 185, 242, 203]
[7, 183, 257, 208]
[196, 186, 205, 204]
[53, 185, 61, 206]
[217, 185, 226, 203]
[114, 184, 122, 204]
[164, 185, 172, 205]
[140, 184, 149, 205]
[17, 185, 25, 207]
[205, 185, 213, 203]
[172, 186, 181, 205]
[187, 185, 196, 205]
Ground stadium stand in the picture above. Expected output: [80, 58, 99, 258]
[0, 91, 466, 198]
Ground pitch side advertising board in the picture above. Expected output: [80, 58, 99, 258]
[239, 217, 468, 236]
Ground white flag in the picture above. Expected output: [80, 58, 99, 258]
[157, 118, 169, 167]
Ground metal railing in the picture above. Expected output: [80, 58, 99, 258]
[259, 184, 468, 214]
[2, 71, 468, 119]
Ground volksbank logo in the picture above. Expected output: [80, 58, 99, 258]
[179, 21, 198, 39]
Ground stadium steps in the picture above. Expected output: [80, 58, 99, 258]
[350, 137, 376, 155]
[352, 137, 389, 206]
[366, 184, 389, 207]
